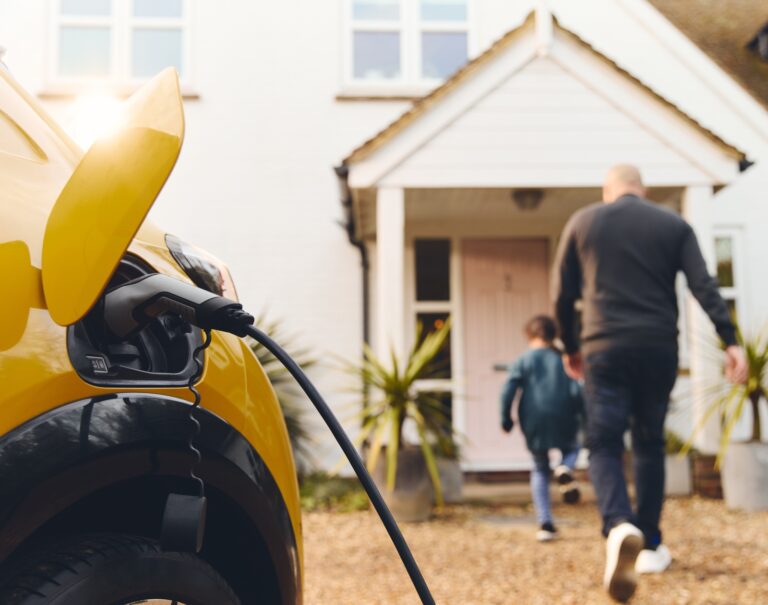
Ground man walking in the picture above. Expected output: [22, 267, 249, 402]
[553, 165, 747, 602]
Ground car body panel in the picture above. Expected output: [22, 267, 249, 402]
[0, 66, 303, 577]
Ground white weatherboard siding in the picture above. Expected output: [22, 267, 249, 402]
[384, 57, 713, 188]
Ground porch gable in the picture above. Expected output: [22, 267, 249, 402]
[345, 12, 743, 191]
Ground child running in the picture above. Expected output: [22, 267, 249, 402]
[500, 315, 584, 542]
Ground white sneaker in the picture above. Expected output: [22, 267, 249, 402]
[604, 522, 644, 603]
[536, 522, 558, 542]
[636, 544, 672, 574]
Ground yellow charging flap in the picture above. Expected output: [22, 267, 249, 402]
[42, 68, 185, 326]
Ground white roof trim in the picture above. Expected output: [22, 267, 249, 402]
[617, 0, 768, 143]
[550, 31, 738, 184]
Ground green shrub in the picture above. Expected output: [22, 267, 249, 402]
[300, 472, 368, 512]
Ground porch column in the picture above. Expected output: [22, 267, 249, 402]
[375, 187, 406, 363]
[682, 185, 720, 454]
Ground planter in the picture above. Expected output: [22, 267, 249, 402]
[436, 457, 463, 504]
[371, 445, 433, 522]
[664, 455, 692, 496]
[722, 442, 768, 512]
[692, 454, 722, 499]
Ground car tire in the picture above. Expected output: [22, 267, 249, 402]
[0, 533, 241, 605]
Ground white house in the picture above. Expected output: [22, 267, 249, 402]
[1, 0, 766, 470]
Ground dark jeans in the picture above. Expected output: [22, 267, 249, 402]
[584, 347, 678, 548]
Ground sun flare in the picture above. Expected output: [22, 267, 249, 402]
[67, 93, 123, 149]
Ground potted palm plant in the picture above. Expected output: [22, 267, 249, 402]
[347, 319, 454, 522]
[684, 327, 768, 511]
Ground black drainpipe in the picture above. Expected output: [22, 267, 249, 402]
[334, 164, 370, 349]
[334, 164, 371, 423]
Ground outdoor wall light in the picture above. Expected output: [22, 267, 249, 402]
[512, 188, 544, 211]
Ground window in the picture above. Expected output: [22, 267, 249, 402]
[413, 238, 453, 383]
[415, 239, 450, 301]
[53, 0, 190, 87]
[347, 0, 469, 89]
[713, 231, 744, 325]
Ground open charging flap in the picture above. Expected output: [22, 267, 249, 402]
[41, 67, 185, 327]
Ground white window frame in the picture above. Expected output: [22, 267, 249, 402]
[407, 236, 457, 429]
[48, 0, 194, 94]
[713, 227, 747, 328]
[342, 0, 474, 95]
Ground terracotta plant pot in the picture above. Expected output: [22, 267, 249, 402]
[692, 454, 722, 499]
[722, 442, 768, 512]
[371, 445, 434, 522]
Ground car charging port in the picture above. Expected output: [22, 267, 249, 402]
[67, 255, 203, 387]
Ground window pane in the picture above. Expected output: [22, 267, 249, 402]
[715, 236, 735, 287]
[353, 31, 400, 80]
[353, 0, 399, 21]
[417, 312, 452, 377]
[61, 0, 111, 16]
[415, 239, 450, 301]
[421, 0, 467, 21]
[132, 28, 183, 77]
[133, 0, 183, 18]
[421, 31, 467, 79]
[58, 27, 111, 77]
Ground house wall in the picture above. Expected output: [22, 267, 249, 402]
[1, 0, 767, 463]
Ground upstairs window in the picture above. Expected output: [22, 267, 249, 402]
[53, 0, 190, 88]
[347, 0, 470, 89]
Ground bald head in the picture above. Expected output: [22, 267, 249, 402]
[603, 164, 646, 203]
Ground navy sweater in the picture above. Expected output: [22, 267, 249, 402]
[553, 194, 736, 355]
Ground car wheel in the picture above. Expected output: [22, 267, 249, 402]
[0, 533, 240, 605]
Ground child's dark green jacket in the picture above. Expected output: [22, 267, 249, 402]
[500, 347, 583, 452]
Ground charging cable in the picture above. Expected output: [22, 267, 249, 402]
[103, 274, 437, 605]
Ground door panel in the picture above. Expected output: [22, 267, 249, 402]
[462, 239, 550, 468]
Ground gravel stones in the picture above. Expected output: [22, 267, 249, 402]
[303, 497, 768, 604]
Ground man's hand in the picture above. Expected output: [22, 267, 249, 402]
[725, 345, 748, 384]
[501, 417, 514, 433]
[563, 351, 584, 380]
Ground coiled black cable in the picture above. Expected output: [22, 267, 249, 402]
[244, 324, 436, 605]
[186, 328, 212, 498]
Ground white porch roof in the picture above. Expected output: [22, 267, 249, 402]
[343, 10, 744, 196]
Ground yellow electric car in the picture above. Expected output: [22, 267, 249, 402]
[0, 67, 301, 604]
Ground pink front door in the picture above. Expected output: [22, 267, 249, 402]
[462, 239, 551, 468]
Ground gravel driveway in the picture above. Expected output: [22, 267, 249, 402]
[303, 497, 768, 604]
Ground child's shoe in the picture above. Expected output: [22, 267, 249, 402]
[555, 464, 581, 504]
[536, 521, 558, 542]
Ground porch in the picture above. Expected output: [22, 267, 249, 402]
[339, 9, 744, 470]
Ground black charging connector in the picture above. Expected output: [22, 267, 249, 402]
[103, 273, 255, 339]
